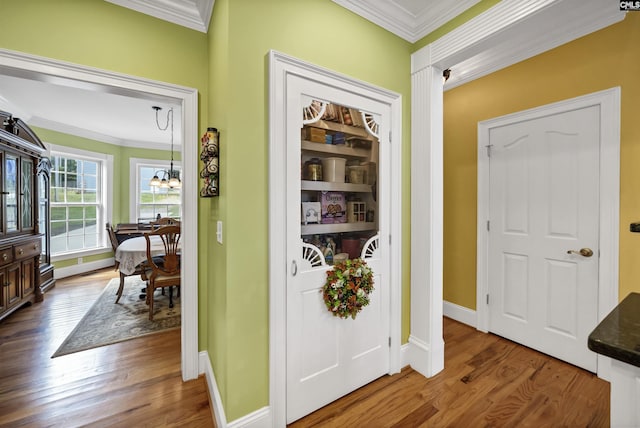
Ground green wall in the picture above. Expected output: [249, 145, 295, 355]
[443, 13, 640, 308]
[208, 0, 412, 420]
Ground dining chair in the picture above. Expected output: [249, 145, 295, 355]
[111, 222, 150, 304]
[143, 224, 181, 320]
[106, 223, 120, 269]
[150, 217, 181, 230]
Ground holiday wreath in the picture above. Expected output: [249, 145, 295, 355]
[322, 258, 374, 319]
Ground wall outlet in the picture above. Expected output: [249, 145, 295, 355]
[216, 220, 223, 244]
[78, 257, 83, 264]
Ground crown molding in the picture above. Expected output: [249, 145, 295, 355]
[332, 0, 481, 43]
[411, 0, 626, 89]
[105, 0, 214, 33]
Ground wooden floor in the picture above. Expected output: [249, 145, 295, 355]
[0, 268, 213, 428]
[291, 317, 610, 427]
[0, 270, 611, 428]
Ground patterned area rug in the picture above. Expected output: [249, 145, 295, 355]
[52, 275, 180, 358]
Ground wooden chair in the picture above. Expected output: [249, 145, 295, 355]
[150, 217, 181, 230]
[106, 223, 120, 270]
[143, 225, 181, 320]
[109, 222, 149, 304]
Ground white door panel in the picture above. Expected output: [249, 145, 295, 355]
[286, 75, 390, 423]
[489, 105, 599, 372]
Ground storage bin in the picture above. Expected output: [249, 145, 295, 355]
[348, 166, 366, 184]
[322, 157, 346, 183]
[341, 237, 361, 259]
[303, 127, 326, 143]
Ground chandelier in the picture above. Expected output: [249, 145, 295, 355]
[149, 106, 181, 189]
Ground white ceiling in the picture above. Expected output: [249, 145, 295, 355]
[0, 73, 181, 150]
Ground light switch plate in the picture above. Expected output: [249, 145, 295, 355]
[216, 220, 223, 244]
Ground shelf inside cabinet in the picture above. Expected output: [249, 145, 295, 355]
[306, 119, 374, 141]
[301, 180, 371, 193]
[301, 140, 370, 159]
[301, 222, 376, 235]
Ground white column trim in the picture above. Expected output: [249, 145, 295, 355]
[0, 48, 200, 381]
[410, 60, 444, 377]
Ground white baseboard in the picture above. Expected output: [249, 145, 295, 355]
[443, 300, 477, 328]
[54, 258, 115, 279]
[400, 342, 410, 368]
[199, 351, 227, 428]
[199, 351, 272, 428]
[227, 407, 271, 428]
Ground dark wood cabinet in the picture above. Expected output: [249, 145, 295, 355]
[0, 111, 51, 322]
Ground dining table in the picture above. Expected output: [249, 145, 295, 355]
[114, 234, 181, 302]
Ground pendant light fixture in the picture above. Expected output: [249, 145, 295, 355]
[150, 106, 181, 189]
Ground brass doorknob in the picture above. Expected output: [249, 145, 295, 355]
[567, 248, 593, 257]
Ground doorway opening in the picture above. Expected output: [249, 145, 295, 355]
[0, 48, 200, 380]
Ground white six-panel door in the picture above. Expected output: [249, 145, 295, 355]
[487, 105, 600, 372]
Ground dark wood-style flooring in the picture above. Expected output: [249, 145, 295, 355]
[291, 317, 610, 427]
[0, 268, 213, 428]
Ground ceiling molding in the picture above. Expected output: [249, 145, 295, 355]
[332, 0, 481, 43]
[105, 0, 214, 33]
[409, 0, 626, 89]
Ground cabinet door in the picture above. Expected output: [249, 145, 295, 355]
[4, 153, 18, 232]
[21, 158, 34, 231]
[21, 258, 35, 298]
[3, 263, 21, 308]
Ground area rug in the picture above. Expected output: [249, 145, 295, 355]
[52, 275, 180, 358]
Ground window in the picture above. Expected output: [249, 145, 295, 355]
[132, 160, 181, 222]
[49, 146, 111, 256]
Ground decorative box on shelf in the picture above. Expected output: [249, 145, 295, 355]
[320, 191, 346, 224]
[347, 201, 366, 223]
[301, 202, 321, 225]
[302, 127, 326, 143]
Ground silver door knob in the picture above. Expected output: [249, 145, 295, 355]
[567, 248, 593, 257]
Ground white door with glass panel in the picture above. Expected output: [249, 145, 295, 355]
[487, 105, 600, 372]
[286, 75, 391, 423]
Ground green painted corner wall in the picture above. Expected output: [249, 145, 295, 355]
[207, 0, 412, 420]
[443, 13, 640, 309]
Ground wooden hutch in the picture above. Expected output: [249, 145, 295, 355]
[0, 111, 54, 322]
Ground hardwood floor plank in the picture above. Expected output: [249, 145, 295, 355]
[290, 317, 609, 427]
[0, 268, 214, 428]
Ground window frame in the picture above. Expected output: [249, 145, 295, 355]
[129, 157, 182, 223]
[48, 143, 113, 261]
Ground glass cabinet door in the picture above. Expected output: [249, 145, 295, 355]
[21, 158, 34, 230]
[38, 172, 48, 263]
[5, 154, 17, 232]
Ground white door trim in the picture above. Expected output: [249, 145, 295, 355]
[476, 87, 621, 379]
[411, 0, 624, 379]
[0, 48, 200, 381]
[268, 50, 402, 427]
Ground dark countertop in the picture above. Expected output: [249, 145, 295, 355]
[588, 292, 640, 368]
